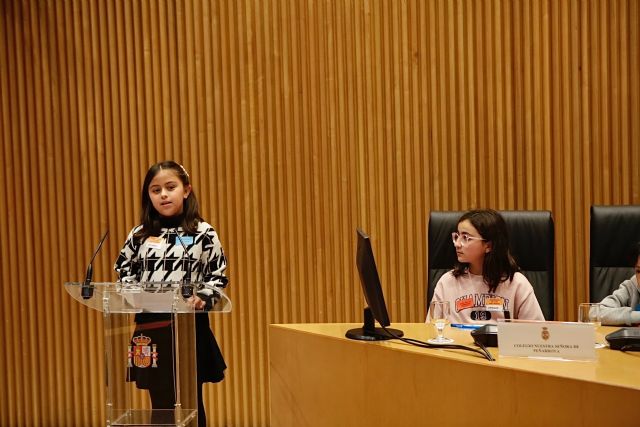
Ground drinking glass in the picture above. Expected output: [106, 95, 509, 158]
[427, 301, 454, 344]
[578, 303, 605, 349]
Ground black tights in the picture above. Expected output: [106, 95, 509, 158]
[149, 381, 206, 427]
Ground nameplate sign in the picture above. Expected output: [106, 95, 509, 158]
[497, 320, 596, 360]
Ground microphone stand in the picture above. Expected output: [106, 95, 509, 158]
[174, 230, 193, 299]
[82, 230, 109, 299]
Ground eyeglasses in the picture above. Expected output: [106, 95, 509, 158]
[451, 231, 486, 245]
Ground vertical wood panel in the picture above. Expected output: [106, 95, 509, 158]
[1, 1, 639, 425]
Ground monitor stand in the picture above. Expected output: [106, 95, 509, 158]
[346, 307, 404, 341]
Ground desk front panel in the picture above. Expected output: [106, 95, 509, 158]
[269, 323, 640, 427]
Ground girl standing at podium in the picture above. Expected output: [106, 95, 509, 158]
[430, 209, 544, 323]
[114, 160, 228, 427]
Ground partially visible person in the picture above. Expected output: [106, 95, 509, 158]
[600, 242, 640, 326]
[429, 209, 545, 324]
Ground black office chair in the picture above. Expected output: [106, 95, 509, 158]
[589, 205, 640, 303]
[427, 210, 555, 320]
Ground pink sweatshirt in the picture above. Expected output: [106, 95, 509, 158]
[430, 271, 545, 324]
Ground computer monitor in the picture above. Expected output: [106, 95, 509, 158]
[346, 229, 404, 341]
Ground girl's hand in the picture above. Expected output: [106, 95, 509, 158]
[188, 295, 207, 310]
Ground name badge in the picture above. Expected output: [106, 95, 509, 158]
[485, 296, 504, 312]
[146, 236, 164, 249]
[177, 236, 194, 246]
[497, 320, 596, 360]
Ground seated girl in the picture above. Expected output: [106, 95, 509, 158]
[429, 209, 545, 324]
[600, 242, 640, 326]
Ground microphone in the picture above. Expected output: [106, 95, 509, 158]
[173, 230, 193, 299]
[82, 230, 109, 299]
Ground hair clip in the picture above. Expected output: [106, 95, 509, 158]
[178, 163, 190, 180]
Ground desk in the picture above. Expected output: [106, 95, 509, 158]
[269, 323, 640, 427]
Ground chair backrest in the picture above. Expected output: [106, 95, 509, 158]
[427, 210, 555, 320]
[589, 205, 640, 303]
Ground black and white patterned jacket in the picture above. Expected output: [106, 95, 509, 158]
[114, 221, 228, 300]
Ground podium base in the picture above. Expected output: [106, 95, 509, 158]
[110, 409, 197, 426]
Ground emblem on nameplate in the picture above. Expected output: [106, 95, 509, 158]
[541, 326, 550, 341]
[128, 334, 159, 368]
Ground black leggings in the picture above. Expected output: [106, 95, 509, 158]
[149, 381, 206, 427]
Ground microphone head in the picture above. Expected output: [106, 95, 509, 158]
[81, 230, 108, 299]
[81, 264, 94, 299]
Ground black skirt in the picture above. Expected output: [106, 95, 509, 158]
[128, 313, 226, 389]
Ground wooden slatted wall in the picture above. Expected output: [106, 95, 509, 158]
[1, 0, 639, 425]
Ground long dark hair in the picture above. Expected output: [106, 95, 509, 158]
[134, 160, 203, 240]
[452, 209, 520, 293]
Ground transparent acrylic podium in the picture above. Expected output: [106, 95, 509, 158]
[65, 282, 231, 426]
